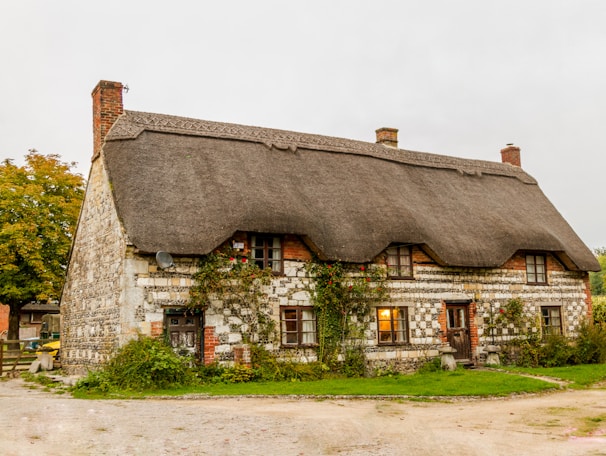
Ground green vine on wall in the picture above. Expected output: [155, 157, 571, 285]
[187, 247, 277, 343]
[305, 260, 388, 368]
[497, 297, 526, 327]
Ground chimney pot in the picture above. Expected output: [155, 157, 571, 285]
[376, 127, 398, 148]
[500, 144, 521, 167]
[92, 80, 124, 161]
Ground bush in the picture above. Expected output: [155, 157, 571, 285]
[504, 335, 542, 368]
[74, 336, 194, 392]
[220, 364, 256, 383]
[538, 334, 574, 367]
[594, 297, 606, 325]
[341, 345, 367, 378]
[251, 344, 326, 381]
[196, 362, 226, 383]
[417, 356, 441, 373]
[572, 320, 606, 364]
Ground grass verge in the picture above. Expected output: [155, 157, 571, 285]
[500, 363, 606, 387]
[71, 367, 559, 399]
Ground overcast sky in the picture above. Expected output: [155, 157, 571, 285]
[1, 1, 604, 250]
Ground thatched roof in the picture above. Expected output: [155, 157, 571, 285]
[101, 110, 599, 271]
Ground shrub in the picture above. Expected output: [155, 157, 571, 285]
[503, 335, 542, 367]
[594, 296, 606, 325]
[73, 370, 112, 393]
[341, 345, 367, 378]
[417, 356, 441, 373]
[74, 336, 194, 392]
[572, 320, 606, 364]
[220, 364, 256, 383]
[251, 344, 326, 381]
[196, 362, 226, 383]
[538, 334, 574, 367]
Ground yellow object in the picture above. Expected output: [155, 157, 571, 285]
[36, 340, 60, 359]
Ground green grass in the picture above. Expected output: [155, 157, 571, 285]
[71, 368, 559, 399]
[502, 363, 606, 387]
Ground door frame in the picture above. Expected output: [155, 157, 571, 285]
[164, 308, 204, 361]
[440, 299, 477, 362]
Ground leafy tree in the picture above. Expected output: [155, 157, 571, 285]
[589, 248, 606, 296]
[0, 150, 84, 342]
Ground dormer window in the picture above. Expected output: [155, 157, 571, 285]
[251, 234, 283, 273]
[386, 245, 413, 279]
[526, 254, 547, 284]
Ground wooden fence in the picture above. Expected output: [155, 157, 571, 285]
[0, 339, 57, 377]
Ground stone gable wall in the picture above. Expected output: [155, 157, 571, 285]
[60, 158, 128, 374]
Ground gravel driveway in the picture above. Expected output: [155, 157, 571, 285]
[1, 377, 605, 455]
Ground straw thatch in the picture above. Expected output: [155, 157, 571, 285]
[101, 111, 599, 271]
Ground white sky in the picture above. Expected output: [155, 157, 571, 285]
[1, 1, 604, 249]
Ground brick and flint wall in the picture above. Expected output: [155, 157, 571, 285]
[69, 236, 590, 374]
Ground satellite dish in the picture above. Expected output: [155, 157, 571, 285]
[156, 251, 174, 269]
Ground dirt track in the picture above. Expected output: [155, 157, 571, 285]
[1, 377, 606, 456]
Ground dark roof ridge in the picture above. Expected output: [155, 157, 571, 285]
[106, 110, 536, 184]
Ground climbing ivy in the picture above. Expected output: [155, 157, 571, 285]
[497, 297, 526, 327]
[188, 247, 277, 343]
[305, 260, 388, 371]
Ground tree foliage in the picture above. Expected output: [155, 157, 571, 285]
[0, 150, 84, 339]
[590, 248, 606, 296]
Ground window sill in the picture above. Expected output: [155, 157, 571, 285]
[280, 344, 318, 348]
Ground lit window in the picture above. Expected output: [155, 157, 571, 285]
[386, 245, 413, 278]
[251, 235, 283, 273]
[541, 306, 561, 337]
[377, 307, 409, 344]
[281, 307, 317, 346]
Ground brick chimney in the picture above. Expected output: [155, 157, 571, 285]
[375, 127, 398, 148]
[92, 80, 124, 160]
[500, 144, 521, 167]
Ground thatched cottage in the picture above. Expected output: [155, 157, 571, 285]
[60, 80, 600, 374]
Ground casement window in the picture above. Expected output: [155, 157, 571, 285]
[377, 306, 409, 344]
[251, 234, 283, 273]
[386, 245, 413, 279]
[280, 306, 317, 346]
[541, 306, 562, 337]
[526, 254, 547, 284]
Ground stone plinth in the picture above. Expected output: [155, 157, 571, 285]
[439, 345, 457, 371]
[484, 345, 501, 366]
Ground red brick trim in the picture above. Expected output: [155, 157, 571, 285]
[203, 326, 219, 365]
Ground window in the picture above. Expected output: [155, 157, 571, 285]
[281, 307, 317, 346]
[377, 307, 409, 344]
[541, 306, 562, 337]
[251, 235, 283, 273]
[386, 245, 413, 278]
[526, 254, 547, 284]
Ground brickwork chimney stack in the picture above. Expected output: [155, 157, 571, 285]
[500, 144, 521, 167]
[375, 127, 399, 148]
[92, 80, 124, 160]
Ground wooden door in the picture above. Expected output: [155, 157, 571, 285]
[446, 304, 471, 360]
[166, 313, 200, 358]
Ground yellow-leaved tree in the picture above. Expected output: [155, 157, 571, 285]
[0, 150, 84, 342]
